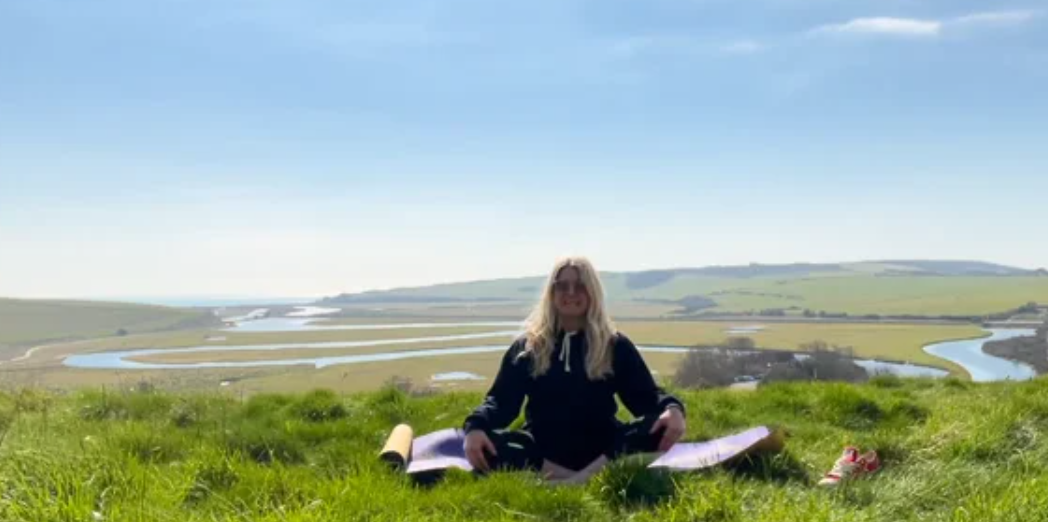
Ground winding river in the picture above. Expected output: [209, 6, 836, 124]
[923, 328, 1037, 382]
[62, 315, 963, 379]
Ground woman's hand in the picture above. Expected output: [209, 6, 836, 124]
[464, 430, 497, 472]
[649, 406, 686, 452]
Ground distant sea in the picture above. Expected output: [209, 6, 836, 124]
[87, 297, 318, 308]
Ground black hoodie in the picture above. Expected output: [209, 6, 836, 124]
[463, 330, 685, 470]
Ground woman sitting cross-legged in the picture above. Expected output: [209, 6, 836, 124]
[462, 256, 687, 483]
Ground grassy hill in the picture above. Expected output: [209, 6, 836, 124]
[322, 261, 1048, 317]
[0, 298, 218, 355]
[2, 378, 1046, 521]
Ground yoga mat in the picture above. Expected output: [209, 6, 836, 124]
[648, 426, 784, 470]
[379, 423, 414, 470]
[391, 425, 784, 476]
[405, 428, 472, 474]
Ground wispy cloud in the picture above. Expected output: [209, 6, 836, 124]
[610, 36, 767, 60]
[720, 39, 765, 54]
[810, 17, 942, 37]
[952, 9, 1043, 27]
[809, 9, 1043, 39]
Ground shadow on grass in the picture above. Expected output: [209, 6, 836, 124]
[593, 449, 810, 510]
[722, 451, 812, 485]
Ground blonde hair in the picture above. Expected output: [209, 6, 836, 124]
[523, 256, 617, 380]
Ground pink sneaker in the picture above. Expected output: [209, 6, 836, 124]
[818, 447, 880, 487]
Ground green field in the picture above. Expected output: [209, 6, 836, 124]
[5, 320, 982, 394]
[323, 261, 1048, 317]
[619, 321, 982, 374]
[3, 379, 1048, 521]
[124, 321, 979, 375]
[0, 298, 216, 354]
[10, 325, 514, 365]
[126, 337, 515, 366]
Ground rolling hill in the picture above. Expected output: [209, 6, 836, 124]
[0, 298, 219, 356]
[322, 260, 1048, 317]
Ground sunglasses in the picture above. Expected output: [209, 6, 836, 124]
[552, 280, 587, 295]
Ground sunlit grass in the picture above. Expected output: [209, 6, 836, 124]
[2, 378, 1047, 521]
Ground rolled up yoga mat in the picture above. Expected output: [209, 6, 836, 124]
[379, 424, 414, 470]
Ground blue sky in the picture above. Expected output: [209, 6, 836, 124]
[1, 0, 1046, 300]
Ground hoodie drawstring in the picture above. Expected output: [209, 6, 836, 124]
[559, 331, 574, 373]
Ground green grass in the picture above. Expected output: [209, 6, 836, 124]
[3, 379, 1048, 521]
[0, 298, 216, 351]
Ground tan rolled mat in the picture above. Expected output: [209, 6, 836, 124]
[379, 424, 414, 470]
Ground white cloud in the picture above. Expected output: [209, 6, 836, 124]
[810, 9, 1043, 39]
[720, 40, 765, 54]
[811, 17, 942, 37]
[951, 9, 1043, 26]
[610, 36, 766, 59]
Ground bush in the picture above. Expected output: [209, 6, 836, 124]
[289, 389, 348, 422]
[674, 350, 737, 389]
[243, 393, 295, 419]
[78, 387, 174, 421]
[763, 345, 868, 385]
[725, 337, 755, 351]
[170, 397, 213, 428]
[185, 455, 239, 505]
[225, 423, 306, 465]
[367, 381, 424, 424]
[674, 348, 793, 389]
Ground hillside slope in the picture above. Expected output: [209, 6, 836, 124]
[2, 379, 1046, 521]
[322, 261, 1048, 316]
[0, 298, 217, 355]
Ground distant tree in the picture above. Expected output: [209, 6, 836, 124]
[803, 309, 815, 318]
[674, 350, 736, 389]
[673, 349, 794, 389]
[116, 328, 128, 337]
[725, 337, 756, 351]
[1018, 302, 1039, 314]
[799, 340, 830, 352]
[764, 351, 868, 385]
